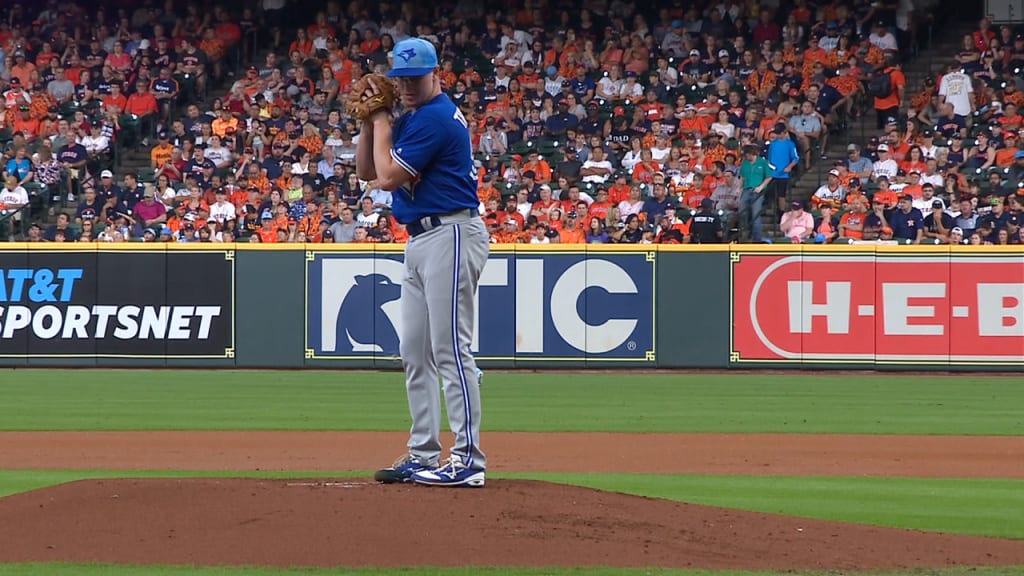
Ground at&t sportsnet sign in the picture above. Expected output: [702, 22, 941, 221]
[305, 248, 656, 362]
[0, 248, 234, 359]
[731, 251, 1024, 366]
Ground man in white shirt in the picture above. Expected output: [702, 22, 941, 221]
[579, 146, 614, 184]
[79, 122, 111, 156]
[912, 183, 943, 212]
[515, 187, 532, 220]
[650, 135, 672, 161]
[493, 65, 512, 90]
[208, 188, 237, 224]
[500, 22, 532, 51]
[203, 135, 233, 171]
[669, 161, 695, 189]
[872, 144, 899, 180]
[937, 63, 974, 119]
[544, 67, 566, 97]
[918, 129, 940, 159]
[920, 158, 945, 188]
[869, 21, 899, 53]
[814, 169, 846, 207]
[0, 175, 29, 237]
[355, 196, 380, 227]
[596, 67, 624, 101]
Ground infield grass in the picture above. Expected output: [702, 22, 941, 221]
[1, 470, 1022, 539]
[0, 564, 1023, 575]
[0, 370, 1021, 434]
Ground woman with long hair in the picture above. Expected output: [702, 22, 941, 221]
[585, 216, 610, 243]
[621, 137, 645, 172]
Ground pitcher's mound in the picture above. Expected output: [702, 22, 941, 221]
[1, 478, 1023, 570]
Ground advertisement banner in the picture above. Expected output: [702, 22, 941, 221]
[731, 250, 1024, 366]
[0, 247, 234, 359]
[305, 248, 657, 363]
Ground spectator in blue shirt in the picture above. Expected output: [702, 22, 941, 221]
[889, 194, 924, 244]
[57, 139, 89, 202]
[5, 146, 33, 186]
[545, 100, 580, 139]
[766, 124, 800, 215]
[641, 182, 673, 222]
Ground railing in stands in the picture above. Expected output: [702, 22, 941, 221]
[0, 203, 34, 242]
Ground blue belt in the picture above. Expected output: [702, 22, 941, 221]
[406, 209, 474, 237]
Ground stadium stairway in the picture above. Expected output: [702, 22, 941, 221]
[768, 16, 976, 240]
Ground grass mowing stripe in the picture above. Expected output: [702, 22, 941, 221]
[1, 371, 1022, 434]
[510, 473, 1024, 540]
[0, 564, 1023, 576]
[2, 471, 1023, 539]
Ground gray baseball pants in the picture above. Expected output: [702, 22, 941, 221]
[400, 211, 489, 470]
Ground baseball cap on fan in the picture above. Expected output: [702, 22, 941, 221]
[386, 38, 439, 78]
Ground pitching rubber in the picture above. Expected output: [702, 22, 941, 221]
[373, 468, 408, 484]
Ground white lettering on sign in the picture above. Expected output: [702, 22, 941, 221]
[549, 260, 639, 354]
[977, 283, 1024, 337]
[319, 256, 645, 356]
[515, 259, 544, 354]
[0, 305, 221, 340]
[882, 283, 946, 336]
[787, 280, 851, 334]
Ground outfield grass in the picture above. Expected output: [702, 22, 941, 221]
[2, 370, 1022, 575]
[2, 470, 1022, 539]
[0, 564, 1022, 576]
[1, 370, 1021, 434]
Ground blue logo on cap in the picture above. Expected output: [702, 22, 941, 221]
[386, 38, 438, 78]
[396, 48, 416, 63]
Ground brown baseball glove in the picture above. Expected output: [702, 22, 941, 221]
[346, 74, 398, 121]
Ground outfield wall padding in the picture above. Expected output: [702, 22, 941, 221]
[0, 244, 1019, 371]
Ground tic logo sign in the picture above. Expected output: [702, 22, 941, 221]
[306, 251, 656, 362]
[731, 253, 1024, 366]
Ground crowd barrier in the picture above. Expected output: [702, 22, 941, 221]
[0, 244, 1019, 371]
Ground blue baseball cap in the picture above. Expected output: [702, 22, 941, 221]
[387, 38, 438, 78]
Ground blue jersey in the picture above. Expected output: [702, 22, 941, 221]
[389, 93, 479, 224]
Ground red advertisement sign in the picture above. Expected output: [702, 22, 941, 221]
[731, 253, 1024, 365]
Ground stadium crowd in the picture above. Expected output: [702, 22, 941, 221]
[0, 0, 1021, 245]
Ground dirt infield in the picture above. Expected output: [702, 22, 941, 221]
[2, 431, 1023, 570]
[2, 431, 1023, 477]
[1, 478, 1024, 570]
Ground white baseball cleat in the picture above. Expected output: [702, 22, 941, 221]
[412, 455, 485, 487]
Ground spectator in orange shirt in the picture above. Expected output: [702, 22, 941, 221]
[200, 27, 227, 81]
[677, 104, 709, 138]
[102, 83, 128, 115]
[838, 197, 868, 240]
[607, 172, 632, 204]
[872, 176, 899, 209]
[438, 60, 457, 89]
[11, 105, 40, 142]
[125, 79, 159, 146]
[10, 52, 37, 89]
[211, 107, 239, 138]
[256, 209, 279, 243]
[523, 150, 552, 184]
[558, 212, 586, 243]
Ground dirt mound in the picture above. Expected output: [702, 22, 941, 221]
[1, 478, 1022, 570]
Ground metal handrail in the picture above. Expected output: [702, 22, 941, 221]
[0, 202, 34, 241]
